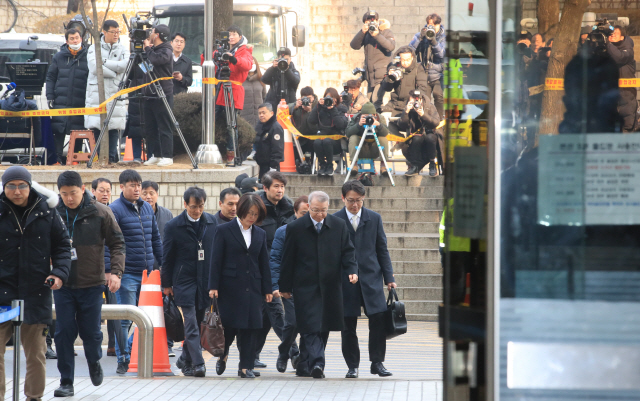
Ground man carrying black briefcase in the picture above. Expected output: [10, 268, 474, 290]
[334, 180, 397, 379]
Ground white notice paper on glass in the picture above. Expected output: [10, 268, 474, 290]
[538, 134, 640, 225]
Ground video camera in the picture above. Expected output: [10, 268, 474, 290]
[421, 25, 437, 40]
[388, 56, 404, 82]
[586, 19, 614, 55]
[215, 31, 232, 79]
[409, 90, 422, 110]
[124, 12, 156, 51]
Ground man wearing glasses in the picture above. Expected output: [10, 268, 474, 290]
[84, 20, 129, 164]
[109, 170, 162, 374]
[335, 180, 396, 378]
[279, 191, 359, 379]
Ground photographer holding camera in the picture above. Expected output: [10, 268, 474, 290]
[607, 26, 637, 132]
[345, 102, 389, 176]
[350, 10, 396, 112]
[409, 14, 446, 119]
[140, 24, 175, 167]
[288, 86, 318, 164]
[343, 80, 368, 114]
[308, 88, 349, 176]
[381, 46, 427, 136]
[397, 90, 441, 177]
[262, 47, 300, 112]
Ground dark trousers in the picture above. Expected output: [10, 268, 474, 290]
[181, 306, 205, 366]
[278, 296, 299, 357]
[367, 82, 385, 113]
[255, 297, 299, 359]
[224, 328, 259, 370]
[423, 79, 444, 120]
[215, 105, 240, 151]
[313, 138, 341, 167]
[402, 133, 437, 170]
[342, 313, 387, 369]
[258, 164, 279, 181]
[103, 286, 121, 350]
[91, 128, 119, 161]
[53, 127, 68, 164]
[143, 95, 174, 158]
[53, 285, 104, 385]
[299, 332, 329, 371]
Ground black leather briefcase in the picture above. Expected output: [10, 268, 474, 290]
[384, 288, 407, 339]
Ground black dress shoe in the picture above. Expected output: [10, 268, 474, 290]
[295, 368, 311, 377]
[194, 364, 206, 377]
[238, 369, 256, 378]
[371, 362, 393, 377]
[216, 358, 226, 375]
[176, 356, 191, 371]
[290, 353, 300, 370]
[88, 361, 103, 386]
[254, 359, 267, 368]
[183, 365, 194, 376]
[345, 368, 359, 378]
[311, 365, 325, 379]
[53, 384, 74, 397]
[276, 353, 288, 373]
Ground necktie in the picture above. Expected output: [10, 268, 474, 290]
[316, 222, 322, 233]
[352, 215, 358, 232]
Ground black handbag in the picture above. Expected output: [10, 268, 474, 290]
[384, 288, 407, 339]
[163, 295, 185, 342]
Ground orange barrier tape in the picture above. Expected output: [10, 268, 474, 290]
[202, 77, 243, 85]
[0, 77, 173, 118]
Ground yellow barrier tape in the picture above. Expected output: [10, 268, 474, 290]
[446, 98, 489, 105]
[202, 77, 243, 85]
[544, 78, 564, 90]
[0, 77, 173, 118]
[619, 78, 640, 88]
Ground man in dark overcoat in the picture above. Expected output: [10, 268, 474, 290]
[334, 181, 396, 378]
[279, 191, 359, 379]
[162, 187, 217, 377]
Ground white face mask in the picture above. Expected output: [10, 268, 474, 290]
[69, 43, 82, 51]
[251, 64, 257, 72]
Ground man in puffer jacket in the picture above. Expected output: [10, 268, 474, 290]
[607, 26, 637, 132]
[350, 11, 395, 112]
[85, 20, 129, 164]
[108, 169, 162, 374]
[409, 14, 446, 119]
[45, 28, 89, 164]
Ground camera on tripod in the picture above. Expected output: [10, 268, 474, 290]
[125, 12, 156, 51]
[586, 18, 614, 55]
[364, 114, 376, 126]
[388, 56, 404, 82]
[215, 31, 232, 79]
[421, 25, 437, 40]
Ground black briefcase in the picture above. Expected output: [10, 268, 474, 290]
[384, 288, 407, 339]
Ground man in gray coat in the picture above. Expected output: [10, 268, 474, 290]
[334, 180, 396, 378]
[85, 20, 129, 163]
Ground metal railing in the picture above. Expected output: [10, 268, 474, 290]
[53, 304, 154, 378]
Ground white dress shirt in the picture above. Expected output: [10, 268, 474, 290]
[345, 208, 362, 231]
[310, 215, 324, 230]
[237, 218, 252, 248]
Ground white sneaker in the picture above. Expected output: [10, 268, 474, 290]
[246, 150, 256, 161]
[157, 157, 174, 167]
[143, 157, 160, 166]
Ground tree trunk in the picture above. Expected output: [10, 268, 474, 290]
[537, 0, 560, 40]
[537, 0, 591, 140]
[212, 0, 233, 40]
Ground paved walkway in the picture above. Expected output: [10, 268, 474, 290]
[4, 322, 443, 400]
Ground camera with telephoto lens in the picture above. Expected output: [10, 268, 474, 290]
[387, 56, 404, 82]
[323, 96, 334, 107]
[301, 97, 311, 107]
[421, 25, 436, 40]
[409, 90, 422, 110]
[126, 12, 156, 50]
[340, 82, 352, 104]
[586, 18, 614, 55]
[214, 31, 232, 79]
[276, 57, 288, 71]
[364, 114, 375, 126]
[366, 10, 378, 33]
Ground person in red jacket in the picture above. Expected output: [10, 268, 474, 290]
[201, 25, 253, 164]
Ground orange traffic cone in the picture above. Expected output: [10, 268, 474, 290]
[128, 270, 172, 374]
[122, 138, 146, 161]
[277, 100, 296, 173]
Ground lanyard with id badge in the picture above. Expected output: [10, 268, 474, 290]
[197, 223, 208, 261]
[66, 208, 79, 261]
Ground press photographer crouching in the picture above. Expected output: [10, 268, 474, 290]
[381, 46, 427, 136]
[345, 102, 389, 176]
[409, 13, 446, 119]
[343, 80, 368, 114]
[308, 88, 349, 176]
[397, 90, 441, 177]
[141, 24, 175, 167]
[288, 86, 318, 165]
[254, 103, 285, 179]
[262, 47, 300, 112]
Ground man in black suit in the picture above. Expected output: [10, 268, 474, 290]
[335, 181, 396, 378]
[171, 32, 194, 95]
[279, 191, 359, 379]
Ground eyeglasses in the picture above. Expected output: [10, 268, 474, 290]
[310, 208, 328, 214]
[345, 198, 364, 205]
[5, 183, 29, 191]
[106, 30, 120, 35]
[188, 204, 205, 211]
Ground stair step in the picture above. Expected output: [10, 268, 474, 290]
[386, 234, 440, 249]
[389, 249, 441, 262]
[286, 185, 444, 199]
[383, 222, 440, 234]
[404, 300, 440, 314]
[394, 274, 442, 287]
[281, 174, 444, 187]
[406, 314, 439, 322]
[329, 210, 441, 223]
[396, 287, 442, 301]
[393, 261, 442, 274]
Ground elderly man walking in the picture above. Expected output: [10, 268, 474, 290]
[279, 191, 358, 378]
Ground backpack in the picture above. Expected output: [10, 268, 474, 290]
[357, 172, 375, 186]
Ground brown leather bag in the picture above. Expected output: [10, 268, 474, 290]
[200, 297, 225, 357]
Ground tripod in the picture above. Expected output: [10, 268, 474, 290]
[219, 77, 241, 167]
[344, 124, 395, 186]
[87, 48, 198, 169]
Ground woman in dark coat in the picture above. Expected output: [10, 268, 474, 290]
[208, 194, 272, 378]
[241, 57, 266, 128]
[307, 88, 349, 176]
